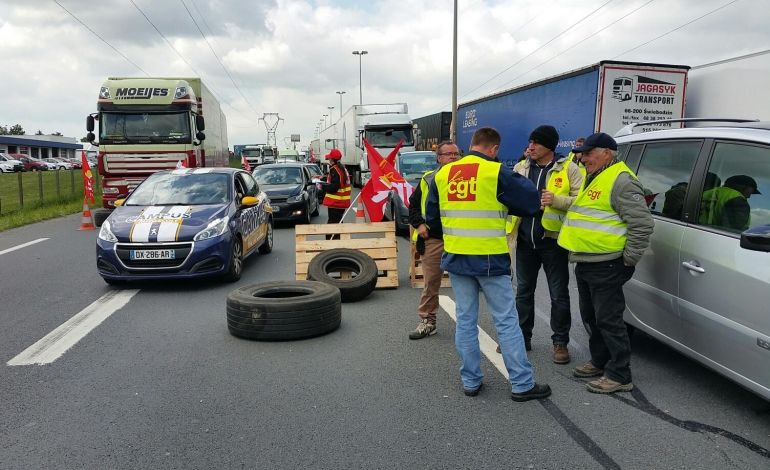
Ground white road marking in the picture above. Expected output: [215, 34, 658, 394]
[0, 238, 49, 256]
[438, 295, 508, 377]
[7, 289, 140, 366]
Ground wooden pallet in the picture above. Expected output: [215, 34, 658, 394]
[409, 240, 451, 289]
[295, 221, 399, 288]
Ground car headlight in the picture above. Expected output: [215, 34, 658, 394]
[98, 220, 118, 243]
[194, 217, 229, 241]
[286, 193, 304, 203]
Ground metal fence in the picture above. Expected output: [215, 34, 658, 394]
[0, 170, 101, 215]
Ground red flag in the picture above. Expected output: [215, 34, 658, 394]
[360, 139, 413, 222]
[242, 155, 252, 172]
[384, 138, 405, 167]
[81, 150, 95, 204]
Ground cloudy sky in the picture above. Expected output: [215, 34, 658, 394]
[1, 0, 768, 149]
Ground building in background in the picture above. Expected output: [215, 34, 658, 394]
[0, 135, 83, 159]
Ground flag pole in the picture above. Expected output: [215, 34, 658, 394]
[340, 190, 363, 222]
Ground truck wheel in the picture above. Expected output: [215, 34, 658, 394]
[307, 248, 378, 302]
[226, 281, 341, 340]
[93, 209, 112, 228]
[258, 220, 273, 254]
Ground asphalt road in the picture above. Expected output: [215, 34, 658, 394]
[1, 208, 769, 469]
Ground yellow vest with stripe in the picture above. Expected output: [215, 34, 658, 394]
[506, 158, 573, 233]
[411, 170, 436, 242]
[435, 155, 508, 254]
[557, 162, 634, 253]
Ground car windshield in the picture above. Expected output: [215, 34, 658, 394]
[253, 167, 303, 185]
[398, 153, 437, 181]
[100, 112, 191, 144]
[125, 172, 230, 206]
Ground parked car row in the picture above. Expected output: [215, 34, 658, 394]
[0, 152, 85, 172]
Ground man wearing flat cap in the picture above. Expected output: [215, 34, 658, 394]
[557, 132, 653, 394]
[699, 174, 761, 231]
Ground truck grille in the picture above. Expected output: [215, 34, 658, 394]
[105, 153, 190, 173]
[115, 242, 193, 269]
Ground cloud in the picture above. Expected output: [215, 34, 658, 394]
[0, 0, 768, 148]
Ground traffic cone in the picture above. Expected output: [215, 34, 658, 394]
[78, 200, 96, 231]
[355, 200, 366, 223]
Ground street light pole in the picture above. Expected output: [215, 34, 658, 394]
[327, 106, 334, 125]
[336, 91, 346, 119]
[352, 50, 368, 105]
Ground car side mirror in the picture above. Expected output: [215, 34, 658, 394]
[114, 199, 125, 207]
[740, 224, 770, 252]
[241, 196, 258, 207]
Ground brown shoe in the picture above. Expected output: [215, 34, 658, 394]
[586, 376, 634, 394]
[573, 361, 603, 378]
[552, 344, 570, 364]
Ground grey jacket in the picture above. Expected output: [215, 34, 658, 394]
[568, 172, 654, 266]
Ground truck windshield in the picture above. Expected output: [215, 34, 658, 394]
[100, 112, 191, 144]
[242, 150, 261, 158]
[365, 126, 414, 147]
[125, 172, 230, 206]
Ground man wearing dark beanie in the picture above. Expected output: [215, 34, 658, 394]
[529, 125, 559, 152]
[503, 124, 583, 364]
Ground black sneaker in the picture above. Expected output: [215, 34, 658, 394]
[464, 382, 483, 397]
[511, 383, 551, 402]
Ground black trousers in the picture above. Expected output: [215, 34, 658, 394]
[515, 241, 571, 345]
[326, 207, 345, 240]
[574, 259, 635, 384]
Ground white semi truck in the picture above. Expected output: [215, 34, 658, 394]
[318, 103, 418, 187]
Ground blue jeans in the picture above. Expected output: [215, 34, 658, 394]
[449, 272, 535, 393]
[515, 241, 572, 345]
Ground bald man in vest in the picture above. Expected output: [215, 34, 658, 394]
[558, 132, 653, 394]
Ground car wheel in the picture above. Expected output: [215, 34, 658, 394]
[258, 219, 273, 254]
[306, 248, 378, 302]
[224, 236, 243, 282]
[226, 280, 341, 340]
[93, 209, 111, 228]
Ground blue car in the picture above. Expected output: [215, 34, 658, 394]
[96, 168, 273, 284]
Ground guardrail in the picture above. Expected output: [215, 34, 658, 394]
[0, 170, 101, 215]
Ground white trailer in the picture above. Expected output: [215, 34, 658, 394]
[318, 103, 418, 187]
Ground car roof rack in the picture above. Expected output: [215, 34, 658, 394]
[614, 118, 760, 137]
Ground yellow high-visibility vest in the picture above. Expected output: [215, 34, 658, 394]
[557, 162, 634, 253]
[411, 170, 435, 242]
[435, 155, 508, 254]
[698, 186, 749, 230]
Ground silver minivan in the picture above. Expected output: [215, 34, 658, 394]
[614, 121, 770, 401]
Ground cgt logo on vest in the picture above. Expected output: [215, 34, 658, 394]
[447, 163, 479, 201]
[553, 176, 563, 189]
[587, 189, 602, 200]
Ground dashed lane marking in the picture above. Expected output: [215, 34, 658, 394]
[7, 289, 140, 366]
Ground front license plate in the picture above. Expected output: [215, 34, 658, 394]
[272, 206, 280, 212]
[130, 249, 176, 260]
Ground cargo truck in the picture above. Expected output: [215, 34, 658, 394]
[86, 77, 228, 225]
[456, 60, 689, 166]
[318, 103, 418, 187]
[413, 111, 452, 151]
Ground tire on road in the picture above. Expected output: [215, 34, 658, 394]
[226, 280, 341, 340]
[306, 248, 378, 302]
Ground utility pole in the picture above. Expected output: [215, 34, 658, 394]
[258, 113, 284, 148]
